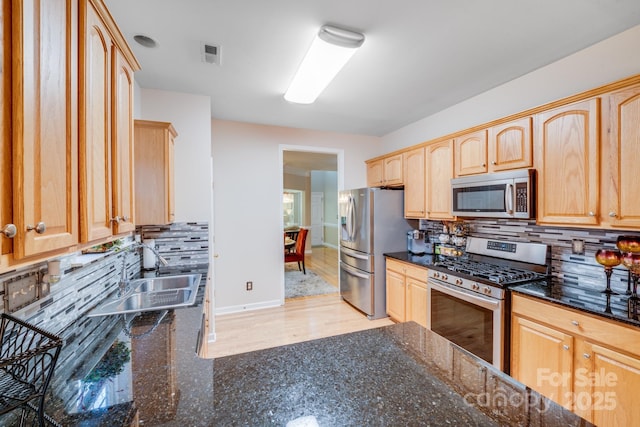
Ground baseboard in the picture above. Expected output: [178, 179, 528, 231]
[214, 299, 283, 315]
[322, 242, 339, 250]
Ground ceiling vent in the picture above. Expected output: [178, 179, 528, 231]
[201, 43, 220, 65]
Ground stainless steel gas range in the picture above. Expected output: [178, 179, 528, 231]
[427, 237, 549, 373]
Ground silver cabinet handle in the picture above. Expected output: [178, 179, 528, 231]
[111, 216, 121, 223]
[491, 161, 497, 165]
[563, 345, 570, 351]
[609, 211, 617, 218]
[26, 222, 46, 234]
[588, 211, 595, 217]
[583, 353, 591, 359]
[1, 224, 16, 238]
[571, 320, 579, 326]
[121, 215, 129, 222]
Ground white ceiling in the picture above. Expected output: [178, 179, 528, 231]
[105, 0, 640, 137]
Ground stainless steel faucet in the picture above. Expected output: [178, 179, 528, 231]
[118, 242, 169, 297]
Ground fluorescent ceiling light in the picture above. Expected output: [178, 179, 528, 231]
[284, 25, 365, 104]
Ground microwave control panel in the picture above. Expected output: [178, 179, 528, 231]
[515, 182, 528, 213]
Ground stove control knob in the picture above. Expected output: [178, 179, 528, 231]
[455, 278, 463, 285]
[442, 274, 448, 281]
[471, 283, 480, 291]
[483, 287, 492, 295]
[434, 272, 440, 279]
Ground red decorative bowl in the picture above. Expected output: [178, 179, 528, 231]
[621, 252, 640, 274]
[595, 249, 622, 268]
[616, 235, 640, 253]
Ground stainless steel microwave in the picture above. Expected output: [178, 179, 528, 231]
[451, 169, 535, 219]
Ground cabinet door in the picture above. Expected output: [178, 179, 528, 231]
[454, 130, 487, 176]
[366, 159, 384, 187]
[601, 85, 640, 229]
[426, 140, 454, 220]
[134, 120, 177, 225]
[577, 341, 640, 426]
[111, 46, 135, 233]
[13, 0, 79, 258]
[511, 315, 574, 410]
[488, 117, 532, 172]
[79, 1, 113, 242]
[1, 0, 11, 260]
[406, 278, 427, 328]
[535, 99, 600, 226]
[403, 147, 426, 218]
[383, 153, 403, 186]
[385, 267, 406, 322]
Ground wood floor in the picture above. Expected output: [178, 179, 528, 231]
[206, 245, 394, 358]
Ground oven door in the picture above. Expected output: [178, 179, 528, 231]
[427, 278, 504, 371]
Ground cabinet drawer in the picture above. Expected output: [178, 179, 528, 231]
[386, 258, 406, 273]
[385, 258, 427, 280]
[512, 294, 640, 357]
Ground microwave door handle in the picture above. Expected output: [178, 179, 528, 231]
[505, 183, 514, 214]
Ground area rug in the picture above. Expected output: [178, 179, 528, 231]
[285, 264, 338, 299]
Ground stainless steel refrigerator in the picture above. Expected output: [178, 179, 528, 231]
[339, 188, 411, 319]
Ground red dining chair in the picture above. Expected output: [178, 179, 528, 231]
[285, 228, 308, 274]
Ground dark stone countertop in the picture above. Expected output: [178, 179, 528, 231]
[33, 321, 586, 425]
[511, 278, 640, 328]
[1, 263, 590, 426]
[384, 251, 439, 268]
[386, 251, 640, 329]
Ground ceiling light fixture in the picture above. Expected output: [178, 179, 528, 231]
[284, 25, 365, 104]
[133, 34, 158, 48]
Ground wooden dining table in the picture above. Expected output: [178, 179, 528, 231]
[284, 237, 296, 251]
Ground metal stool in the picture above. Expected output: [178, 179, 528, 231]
[0, 313, 62, 426]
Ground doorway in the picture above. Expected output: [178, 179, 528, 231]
[280, 146, 343, 301]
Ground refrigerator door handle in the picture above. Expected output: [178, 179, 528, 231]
[341, 262, 370, 280]
[348, 195, 357, 242]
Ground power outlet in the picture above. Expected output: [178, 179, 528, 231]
[246, 281, 253, 291]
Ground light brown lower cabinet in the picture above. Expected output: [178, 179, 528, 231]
[385, 258, 427, 327]
[511, 294, 640, 426]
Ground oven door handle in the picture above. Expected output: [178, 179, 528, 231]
[428, 280, 501, 311]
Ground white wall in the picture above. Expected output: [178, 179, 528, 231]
[212, 120, 380, 313]
[139, 89, 213, 222]
[382, 24, 640, 151]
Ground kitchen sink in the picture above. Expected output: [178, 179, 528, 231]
[88, 273, 202, 317]
[130, 274, 200, 293]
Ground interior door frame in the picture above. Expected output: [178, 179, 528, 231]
[279, 145, 344, 302]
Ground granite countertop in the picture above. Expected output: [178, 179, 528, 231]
[386, 251, 640, 329]
[384, 251, 438, 268]
[511, 278, 640, 328]
[25, 319, 585, 425]
[0, 261, 589, 426]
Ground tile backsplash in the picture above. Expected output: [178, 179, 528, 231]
[0, 222, 209, 333]
[422, 219, 640, 296]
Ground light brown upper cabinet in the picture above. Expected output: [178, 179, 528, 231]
[403, 147, 426, 218]
[366, 153, 403, 187]
[454, 130, 487, 176]
[1, 0, 12, 265]
[426, 140, 455, 220]
[455, 119, 532, 177]
[535, 98, 600, 226]
[12, 0, 79, 259]
[134, 120, 177, 225]
[601, 84, 640, 229]
[488, 117, 533, 172]
[79, 0, 139, 242]
[111, 47, 136, 234]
